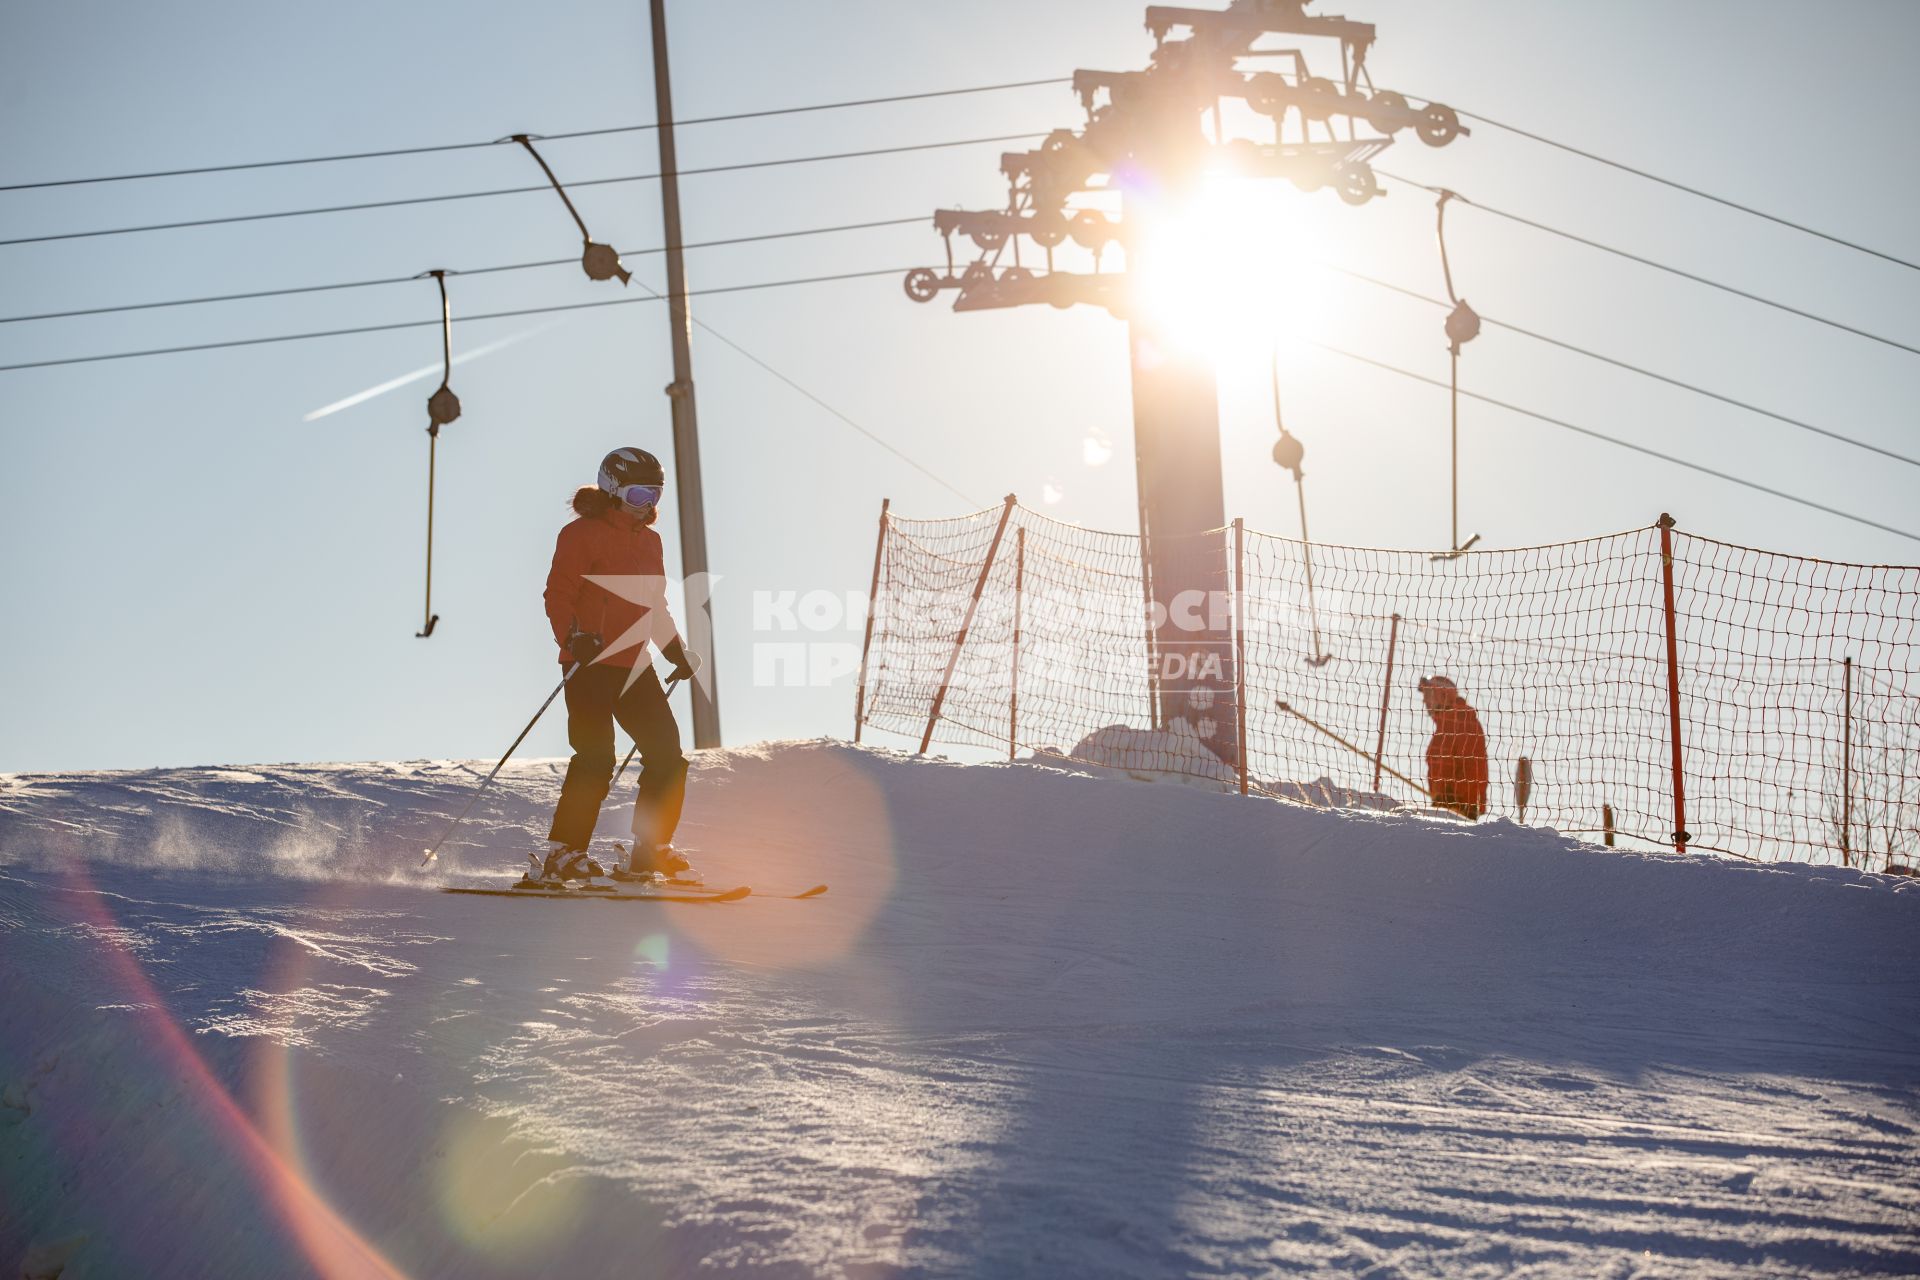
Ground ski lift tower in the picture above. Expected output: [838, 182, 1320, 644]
[906, 0, 1464, 760]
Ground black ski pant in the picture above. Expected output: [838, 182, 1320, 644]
[546, 664, 688, 852]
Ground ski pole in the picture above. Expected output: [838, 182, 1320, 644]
[612, 741, 640, 789]
[420, 663, 580, 867]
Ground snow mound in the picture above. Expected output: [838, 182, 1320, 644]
[1061, 721, 1407, 811]
[3, 739, 1918, 1278]
[1065, 719, 1241, 789]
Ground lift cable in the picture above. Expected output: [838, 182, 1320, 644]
[3, 253, 1896, 543]
[0, 77, 1072, 192]
[0, 132, 1046, 247]
[622, 271, 984, 508]
[1326, 265, 1920, 471]
[1311, 340, 1920, 547]
[0, 266, 918, 372]
[1445, 104, 1920, 274]
[1377, 171, 1920, 359]
[0, 216, 929, 324]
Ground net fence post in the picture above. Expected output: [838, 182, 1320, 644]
[1372, 612, 1401, 793]
[1657, 513, 1691, 853]
[921, 495, 1017, 755]
[1010, 525, 1025, 761]
[1841, 654, 1853, 867]
[1233, 517, 1249, 796]
[853, 498, 890, 744]
[1138, 514, 1161, 728]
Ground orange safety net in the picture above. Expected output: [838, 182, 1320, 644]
[858, 501, 1920, 873]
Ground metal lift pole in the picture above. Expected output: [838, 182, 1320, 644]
[1124, 172, 1235, 751]
[649, 0, 721, 747]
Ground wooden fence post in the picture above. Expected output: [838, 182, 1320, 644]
[1657, 514, 1691, 853]
[1009, 526, 1025, 760]
[1233, 518, 1249, 796]
[922, 495, 1017, 754]
[1372, 612, 1401, 793]
[853, 498, 890, 743]
[1841, 654, 1854, 867]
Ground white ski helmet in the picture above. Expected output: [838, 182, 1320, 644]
[597, 447, 665, 512]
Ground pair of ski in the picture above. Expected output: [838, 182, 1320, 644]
[444, 878, 827, 903]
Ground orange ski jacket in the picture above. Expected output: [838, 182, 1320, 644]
[543, 512, 673, 669]
[1425, 689, 1490, 813]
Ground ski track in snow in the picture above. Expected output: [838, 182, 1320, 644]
[2, 739, 1917, 1278]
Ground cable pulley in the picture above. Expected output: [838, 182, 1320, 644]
[1416, 103, 1465, 147]
[1237, 71, 1463, 149]
[1334, 159, 1380, 205]
[902, 267, 943, 303]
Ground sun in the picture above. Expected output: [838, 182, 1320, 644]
[1123, 175, 1332, 357]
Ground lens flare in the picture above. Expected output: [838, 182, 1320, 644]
[429, 1109, 588, 1255]
[634, 932, 670, 971]
[244, 880, 607, 1272]
[1128, 176, 1325, 357]
[51, 865, 412, 1280]
[670, 753, 895, 970]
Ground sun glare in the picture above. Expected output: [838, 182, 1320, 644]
[1125, 177, 1327, 357]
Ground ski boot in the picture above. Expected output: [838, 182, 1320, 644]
[519, 841, 609, 889]
[517, 842, 563, 887]
[609, 841, 697, 885]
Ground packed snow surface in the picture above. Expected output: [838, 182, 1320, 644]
[2, 740, 1917, 1278]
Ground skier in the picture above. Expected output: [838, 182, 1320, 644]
[533, 446, 699, 886]
[1418, 675, 1488, 820]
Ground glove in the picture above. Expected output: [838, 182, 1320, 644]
[661, 637, 701, 686]
[567, 630, 604, 665]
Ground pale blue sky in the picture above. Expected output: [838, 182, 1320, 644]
[2, 0, 1915, 771]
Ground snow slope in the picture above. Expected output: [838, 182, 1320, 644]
[2, 741, 1917, 1279]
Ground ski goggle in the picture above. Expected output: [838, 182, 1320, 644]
[611, 483, 663, 510]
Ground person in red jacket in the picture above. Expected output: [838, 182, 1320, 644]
[534, 446, 699, 886]
[1418, 675, 1489, 820]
